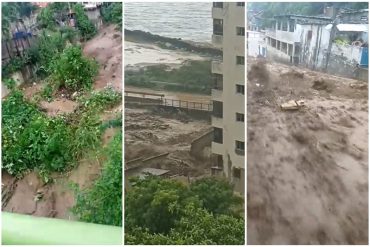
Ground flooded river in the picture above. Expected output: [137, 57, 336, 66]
[124, 2, 212, 43]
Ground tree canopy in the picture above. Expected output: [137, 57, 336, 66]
[125, 176, 244, 245]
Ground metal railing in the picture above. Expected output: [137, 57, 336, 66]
[124, 90, 212, 112]
[2, 212, 122, 245]
[163, 98, 212, 111]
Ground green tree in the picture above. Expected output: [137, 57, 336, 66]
[124, 176, 245, 244]
[190, 177, 243, 216]
[125, 204, 245, 245]
[125, 176, 198, 234]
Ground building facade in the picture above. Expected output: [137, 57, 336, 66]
[211, 2, 245, 194]
[265, 14, 368, 80]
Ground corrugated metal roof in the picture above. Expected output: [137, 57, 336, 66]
[336, 24, 368, 32]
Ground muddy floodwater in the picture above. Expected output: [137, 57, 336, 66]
[247, 59, 368, 244]
[125, 107, 211, 178]
[124, 41, 208, 69]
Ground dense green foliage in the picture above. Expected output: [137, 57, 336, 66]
[26, 31, 68, 77]
[51, 45, 98, 91]
[37, 6, 55, 29]
[1, 89, 116, 182]
[72, 131, 122, 226]
[248, 2, 369, 28]
[101, 3, 122, 27]
[73, 4, 97, 40]
[78, 88, 122, 112]
[2, 91, 72, 180]
[125, 176, 244, 244]
[125, 60, 212, 94]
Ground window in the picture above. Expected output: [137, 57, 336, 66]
[289, 20, 295, 32]
[236, 113, 244, 122]
[236, 27, 245, 36]
[213, 19, 223, 35]
[307, 30, 312, 41]
[212, 100, 223, 118]
[236, 84, 244, 95]
[236, 56, 244, 65]
[288, 44, 293, 56]
[213, 2, 223, 8]
[213, 127, 223, 144]
[235, 141, 245, 155]
[213, 154, 223, 168]
[236, 2, 245, 7]
[282, 42, 288, 54]
[233, 167, 241, 179]
[282, 21, 288, 31]
[213, 73, 223, 90]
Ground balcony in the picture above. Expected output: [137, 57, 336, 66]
[211, 88, 222, 101]
[212, 34, 223, 48]
[212, 141, 224, 155]
[212, 115, 223, 128]
[212, 7, 223, 19]
[212, 60, 223, 74]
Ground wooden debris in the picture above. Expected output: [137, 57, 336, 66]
[281, 100, 305, 111]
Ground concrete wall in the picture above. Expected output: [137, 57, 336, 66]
[190, 129, 213, 159]
[267, 46, 291, 64]
[247, 31, 266, 58]
[326, 43, 364, 79]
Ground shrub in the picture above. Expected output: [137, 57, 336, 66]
[73, 4, 97, 40]
[72, 132, 122, 226]
[78, 88, 122, 112]
[101, 3, 122, 27]
[2, 90, 107, 182]
[51, 45, 98, 91]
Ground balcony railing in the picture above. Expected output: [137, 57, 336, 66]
[212, 60, 223, 74]
[2, 212, 122, 245]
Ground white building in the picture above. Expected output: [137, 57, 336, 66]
[265, 14, 368, 80]
[211, 2, 245, 194]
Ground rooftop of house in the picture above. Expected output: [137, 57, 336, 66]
[274, 14, 332, 20]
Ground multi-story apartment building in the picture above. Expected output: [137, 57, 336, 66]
[211, 2, 245, 194]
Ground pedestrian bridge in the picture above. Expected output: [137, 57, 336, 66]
[124, 90, 212, 112]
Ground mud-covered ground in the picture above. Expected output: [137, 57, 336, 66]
[247, 59, 368, 244]
[125, 107, 211, 178]
[2, 24, 122, 219]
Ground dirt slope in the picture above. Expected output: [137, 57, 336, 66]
[2, 25, 122, 220]
[247, 60, 368, 244]
[83, 24, 122, 92]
